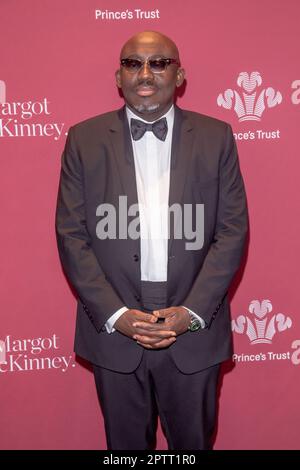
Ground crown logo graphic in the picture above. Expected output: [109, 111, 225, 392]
[0, 339, 6, 364]
[232, 299, 292, 344]
[217, 72, 282, 121]
[0, 80, 6, 104]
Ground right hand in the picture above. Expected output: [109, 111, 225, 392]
[114, 309, 176, 349]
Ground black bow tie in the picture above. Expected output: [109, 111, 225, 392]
[130, 117, 168, 141]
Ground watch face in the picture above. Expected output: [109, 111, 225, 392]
[189, 319, 201, 331]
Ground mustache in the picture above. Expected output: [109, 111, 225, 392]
[136, 79, 156, 87]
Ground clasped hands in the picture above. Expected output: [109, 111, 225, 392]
[114, 307, 190, 349]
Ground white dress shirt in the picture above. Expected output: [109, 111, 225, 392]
[105, 105, 204, 332]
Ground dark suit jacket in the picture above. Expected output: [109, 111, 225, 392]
[55, 106, 248, 373]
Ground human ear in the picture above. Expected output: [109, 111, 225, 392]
[115, 69, 122, 88]
[176, 68, 185, 88]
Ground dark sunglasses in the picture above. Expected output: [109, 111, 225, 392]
[120, 57, 180, 74]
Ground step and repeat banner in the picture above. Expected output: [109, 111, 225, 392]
[1, 0, 299, 450]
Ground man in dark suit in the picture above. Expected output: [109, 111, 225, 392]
[56, 31, 248, 450]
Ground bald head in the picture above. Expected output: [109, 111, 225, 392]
[120, 31, 180, 62]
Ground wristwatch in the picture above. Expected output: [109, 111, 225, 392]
[188, 313, 202, 332]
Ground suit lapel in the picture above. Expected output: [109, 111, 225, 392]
[108, 108, 141, 281]
[108, 107, 138, 210]
[168, 106, 194, 255]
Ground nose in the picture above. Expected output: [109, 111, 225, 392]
[138, 60, 154, 80]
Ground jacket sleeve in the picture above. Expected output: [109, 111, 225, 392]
[183, 124, 248, 328]
[55, 127, 125, 332]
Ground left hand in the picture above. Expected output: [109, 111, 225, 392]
[153, 306, 191, 335]
[133, 306, 190, 349]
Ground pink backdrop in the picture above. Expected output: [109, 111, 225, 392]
[1, 0, 299, 450]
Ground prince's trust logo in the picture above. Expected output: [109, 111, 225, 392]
[231, 299, 300, 366]
[232, 299, 292, 344]
[217, 72, 282, 121]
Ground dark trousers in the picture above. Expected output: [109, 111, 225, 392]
[93, 281, 220, 450]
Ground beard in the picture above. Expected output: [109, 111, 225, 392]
[132, 103, 160, 114]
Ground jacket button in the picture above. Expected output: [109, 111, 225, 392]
[135, 295, 140, 302]
[133, 254, 139, 262]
